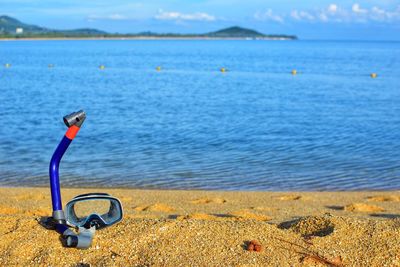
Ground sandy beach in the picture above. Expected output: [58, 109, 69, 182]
[0, 187, 399, 266]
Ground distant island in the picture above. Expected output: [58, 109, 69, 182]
[0, 15, 297, 40]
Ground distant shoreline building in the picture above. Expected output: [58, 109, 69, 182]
[16, 27, 23, 34]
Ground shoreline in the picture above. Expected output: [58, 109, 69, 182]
[0, 187, 399, 265]
[0, 36, 295, 41]
[1, 185, 398, 192]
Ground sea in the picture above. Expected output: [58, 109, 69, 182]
[0, 39, 399, 191]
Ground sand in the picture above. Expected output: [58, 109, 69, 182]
[0, 188, 399, 266]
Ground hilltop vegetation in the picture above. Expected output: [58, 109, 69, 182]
[207, 26, 296, 39]
[0, 16, 106, 38]
[0, 15, 46, 33]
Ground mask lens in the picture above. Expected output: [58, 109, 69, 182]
[66, 195, 123, 229]
[73, 199, 111, 219]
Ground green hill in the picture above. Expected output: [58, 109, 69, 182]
[0, 15, 46, 33]
[0, 15, 106, 36]
[207, 26, 265, 38]
[206, 26, 297, 39]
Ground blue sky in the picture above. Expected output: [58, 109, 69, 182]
[1, 0, 400, 40]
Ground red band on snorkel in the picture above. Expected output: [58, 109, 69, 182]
[65, 125, 80, 140]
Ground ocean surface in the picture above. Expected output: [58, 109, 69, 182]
[0, 40, 399, 191]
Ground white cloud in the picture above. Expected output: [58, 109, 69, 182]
[155, 10, 215, 21]
[386, 6, 400, 20]
[285, 4, 400, 24]
[87, 13, 127, 21]
[352, 3, 368, 14]
[290, 10, 315, 21]
[317, 4, 349, 22]
[108, 14, 127, 20]
[318, 12, 329, 22]
[328, 4, 338, 13]
[369, 6, 400, 21]
[254, 9, 284, 23]
[370, 6, 386, 21]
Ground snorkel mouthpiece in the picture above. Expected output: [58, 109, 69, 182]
[64, 227, 96, 249]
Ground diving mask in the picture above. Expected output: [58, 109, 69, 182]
[65, 193, 123, 230]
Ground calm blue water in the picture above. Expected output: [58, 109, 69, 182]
[0, 40, 399, 191]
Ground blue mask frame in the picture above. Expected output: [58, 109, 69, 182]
[65, 193, 123, 230]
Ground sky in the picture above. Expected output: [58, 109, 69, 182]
[1, 0, 400, 40]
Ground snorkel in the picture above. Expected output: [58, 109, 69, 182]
[47, 110, 123, 249]
[49, 110, 85, 229]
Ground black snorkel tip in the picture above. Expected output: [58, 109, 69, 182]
[63, 110, 86, 128]
[65, 235, 79, 248]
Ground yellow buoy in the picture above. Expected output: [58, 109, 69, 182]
[291, 69, 297, 75]
[370, 73, 377, 78]
[99, 65, 105, 70]
[5, 63, 11, 68]
[220, 67, 227, 73]
[156, 66, 161, 71]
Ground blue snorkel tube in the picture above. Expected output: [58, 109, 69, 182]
[49, 110, 85, 229]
